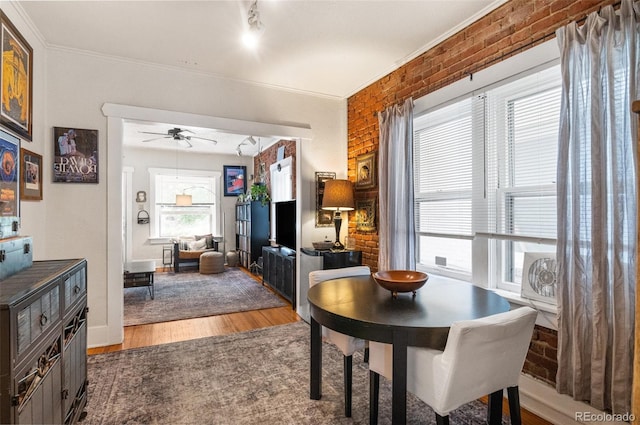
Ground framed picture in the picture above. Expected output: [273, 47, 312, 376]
[0, 11, 33, 141]
[20, 147, 42, 200]
[223, 165, 247, 196]
[315, 171, 335, 227]
[53, 127, 98, 183]
[0, 128, 19, 216]
[356, 198, 376, 232]
[355, 151, 376, 190]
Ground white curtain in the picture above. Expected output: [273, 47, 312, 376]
[377, 98, 415, 271]
[556, 0, 638, 414]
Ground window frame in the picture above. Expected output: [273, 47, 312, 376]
[411, 42, 561, 293]
[148, 168, 222, 239]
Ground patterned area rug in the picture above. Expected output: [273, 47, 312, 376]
[85, 322, 501, 425]
[123, 268, 286, 326]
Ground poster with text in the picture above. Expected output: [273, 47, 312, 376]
[53, 127, 98, 183]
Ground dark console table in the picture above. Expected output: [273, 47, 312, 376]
[300, 248, 362, 269]
[262, 246, 296, 308]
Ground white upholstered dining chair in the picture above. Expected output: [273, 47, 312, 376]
[308, 265, 371, 417]
[369, 306, 537, 425]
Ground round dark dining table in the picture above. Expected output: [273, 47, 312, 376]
[308, 274, 510, 424]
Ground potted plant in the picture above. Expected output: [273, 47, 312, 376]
[249, 183, 270, 206]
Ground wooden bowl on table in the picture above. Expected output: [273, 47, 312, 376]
[372, 270, 429, 298]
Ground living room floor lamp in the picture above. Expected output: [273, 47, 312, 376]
[322, 179, 355, 250]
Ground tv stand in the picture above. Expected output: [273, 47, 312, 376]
[262, 246, 295, 309]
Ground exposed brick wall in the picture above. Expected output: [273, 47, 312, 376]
[253, 140, 296, 199]
[524, 325, 559, 386]
[346, 0, 611, 388]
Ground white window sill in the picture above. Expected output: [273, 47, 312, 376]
[493, 289, 558, 330]
[148, 237, 174, 245]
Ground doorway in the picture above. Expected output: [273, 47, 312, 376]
[102, 103, 312, 346]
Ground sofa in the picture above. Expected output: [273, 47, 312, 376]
[173, 234, 219, 272]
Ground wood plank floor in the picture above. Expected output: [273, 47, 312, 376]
[88, 268, 551, 425]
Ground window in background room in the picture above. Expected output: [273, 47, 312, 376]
[413, 64, 561, 292]
[149, 168, 221, 238]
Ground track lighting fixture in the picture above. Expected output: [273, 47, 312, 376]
[242, 0, 264, 49]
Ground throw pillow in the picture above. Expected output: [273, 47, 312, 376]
[189, 238, 207, 251]
[195, 233, 214, 249]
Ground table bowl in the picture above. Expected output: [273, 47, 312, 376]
[372, 270, 429, 298]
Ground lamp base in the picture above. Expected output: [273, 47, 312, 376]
[333, 212, 345, 251]
[332, 240, 345, 250]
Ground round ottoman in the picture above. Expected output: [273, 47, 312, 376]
[200, 251, 225, 274]
[226, 251, 239, 267]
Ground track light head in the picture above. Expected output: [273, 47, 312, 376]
[242, 0, 264, 49]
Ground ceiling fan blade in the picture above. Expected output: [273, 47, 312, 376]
[178, 138, 193, 148]
[140, 136, 170, 143]
[139, 131, 169, 136]
[190, 136, 218, 144]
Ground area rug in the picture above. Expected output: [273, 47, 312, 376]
[123, 268, 286, 326]
[85, 322, 502, 425]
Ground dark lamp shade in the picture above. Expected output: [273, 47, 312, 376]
[322, 179, 355, 211]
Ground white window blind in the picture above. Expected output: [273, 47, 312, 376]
[414, 98, 473, 237]
[484, 66, 561, 242]
[414, 98, 474, 275]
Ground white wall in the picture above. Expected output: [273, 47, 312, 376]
[5, 2, 348, 347]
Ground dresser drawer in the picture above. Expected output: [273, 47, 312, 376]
[63, 267, 86, 312]
[16, 285, 60, 357]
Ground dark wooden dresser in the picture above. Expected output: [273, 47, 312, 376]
[0, 259, 88, 424]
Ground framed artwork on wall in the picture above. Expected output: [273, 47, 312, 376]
[20, 147, 42, 200]
[315, 171, 335, 227]
[0, 128, 19, 216]
[53, 127, 98, 183]
[223, 165, 247, 196]
[356, 197, 376, 232]
[0, 11, 33, 141]
[355, 151, 376, 190]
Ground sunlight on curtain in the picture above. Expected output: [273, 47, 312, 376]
[555, 0, 638, 414]
[377, 98, 415, 271]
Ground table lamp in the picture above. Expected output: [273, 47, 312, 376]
[321, 179, 355, 250]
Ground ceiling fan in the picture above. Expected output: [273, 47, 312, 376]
[139, 127, 217, 148]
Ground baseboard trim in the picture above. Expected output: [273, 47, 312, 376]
[519, 375, 618, 425]
[88, 324, 123, 349]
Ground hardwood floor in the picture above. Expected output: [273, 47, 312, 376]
[88, 268, 299, 355]
[88, 268, 551, 425]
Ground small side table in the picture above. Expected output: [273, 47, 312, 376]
[124, 260, 156, 299]
[162, 244, 173, 272]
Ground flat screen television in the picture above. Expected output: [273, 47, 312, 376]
[275, 200, 296, 250]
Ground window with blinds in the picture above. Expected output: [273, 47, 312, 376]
[414, 98, 473, 275]
[150, 170, 220, 238]
[413, 64, 561, 288]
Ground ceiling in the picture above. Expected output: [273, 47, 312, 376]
[17, 0, 504, 155]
